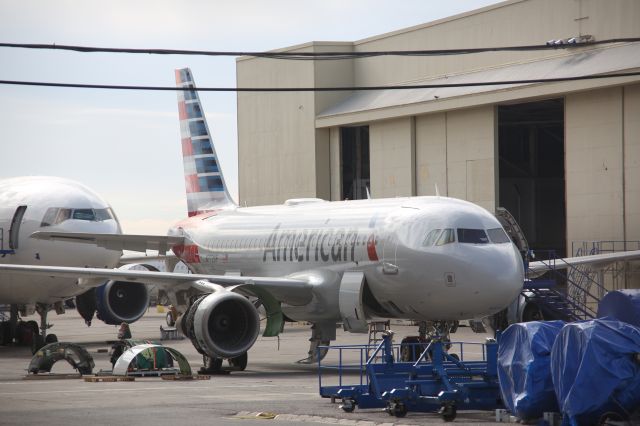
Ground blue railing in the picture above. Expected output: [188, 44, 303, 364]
[317, 339, 489, 393]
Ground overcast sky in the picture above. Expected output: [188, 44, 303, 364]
[0, 0, 502, 234]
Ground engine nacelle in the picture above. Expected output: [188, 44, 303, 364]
[95, 280, 150, 326]
[182, 291, 260, 359]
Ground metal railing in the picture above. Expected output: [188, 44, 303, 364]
[317, 338, 489, 392]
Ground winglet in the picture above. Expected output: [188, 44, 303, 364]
[175, 68, 236, 216]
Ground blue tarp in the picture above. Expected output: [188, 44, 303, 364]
[551, 319, 640, 426]
[497, 320, 565, 420]
[597, 289, 640, 327]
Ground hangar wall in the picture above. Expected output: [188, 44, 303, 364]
[353, 0, 640, 86]
[413, 107, 496, 212]
[236, 0, 640, 271]
[237, 42, 352, 206]
[566, 84, 640, 246]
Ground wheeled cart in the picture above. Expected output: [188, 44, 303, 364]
[318, 331, 503, 421]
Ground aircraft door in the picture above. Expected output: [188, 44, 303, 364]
[9, 205, 27, 250]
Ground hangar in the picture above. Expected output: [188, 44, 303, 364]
[236, 0, 640, 287]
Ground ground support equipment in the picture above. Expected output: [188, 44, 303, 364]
[318, 332, 503, 421]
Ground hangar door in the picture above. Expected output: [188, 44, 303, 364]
[340, 126, 370, 200]
[498, 99, 566, 257]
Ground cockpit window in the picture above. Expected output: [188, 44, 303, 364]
[435, 228, 455, 246]
[487, 228, 511, 244]
[72, 209, 95, 221]
[40, 207, 114, 227]
[40, 208, 58, 227]
[422, 229, 441, 246]
[457, 228, 489, 244]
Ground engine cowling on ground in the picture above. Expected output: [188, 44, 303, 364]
[181, 291, 260, 359]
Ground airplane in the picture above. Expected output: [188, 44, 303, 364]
[0, 176, 169, 350]
[1, 68, 638, 371]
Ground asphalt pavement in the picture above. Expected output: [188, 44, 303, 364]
[0, 308, 505, 425]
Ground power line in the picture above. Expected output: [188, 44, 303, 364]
[1, 38, 639, 60]
[1, 72, 639, 92]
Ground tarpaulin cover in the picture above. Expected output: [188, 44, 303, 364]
[497, 320, 565, 420]
[551, 319, 640, 426]
[597, 289, 640, 327]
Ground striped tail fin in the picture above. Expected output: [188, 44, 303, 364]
[175, 68, 236, 216]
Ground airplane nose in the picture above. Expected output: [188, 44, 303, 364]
[448, 243, 524, 317]
[482, 244, 524, 311]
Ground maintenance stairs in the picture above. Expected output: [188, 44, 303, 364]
[496, 208, 638, 322]
[523, 241, 640, 322]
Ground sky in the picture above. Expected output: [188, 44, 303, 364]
[0, 0, 502, 234]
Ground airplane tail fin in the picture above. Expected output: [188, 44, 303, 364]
[175, 68, 236, 216]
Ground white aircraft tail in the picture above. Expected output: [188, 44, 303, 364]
[175, 68, 236, 216]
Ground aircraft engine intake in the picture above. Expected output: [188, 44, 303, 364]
[95, 280, 150, 325]
[182, 291, 260, 359]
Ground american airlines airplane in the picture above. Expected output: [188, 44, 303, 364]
[2, 68, 639, 371]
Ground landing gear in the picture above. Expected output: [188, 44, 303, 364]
[228, 352, 248, 371]
[199, 355, 225, 374]
[0, 303, 58, 351]
[199, 352, 248, 373]
[400, 321, 458, 362]
[296, 322, 334, 364]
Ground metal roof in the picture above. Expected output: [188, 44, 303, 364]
[317, 43, 640, 123]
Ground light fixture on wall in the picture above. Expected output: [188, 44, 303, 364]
[546, 34, 594, 46]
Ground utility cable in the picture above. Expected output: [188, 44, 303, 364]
[0, 38, 639, 60]
[1, 71, 639, 92]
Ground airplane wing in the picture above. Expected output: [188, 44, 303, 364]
[0, 264, 313, 305]
[528, 250, 640, 274]
[31, 231, 183, 255]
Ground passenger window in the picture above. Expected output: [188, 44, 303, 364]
[487, 228, 511, 244]
[457, 228, 489, 244]
[436, 228, 455, 245]
[422, 229, 441, 246]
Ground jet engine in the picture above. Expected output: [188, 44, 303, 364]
[180, 291, 260, 359]
[75, 264, 153, 326]
[94, 280, 150, 325]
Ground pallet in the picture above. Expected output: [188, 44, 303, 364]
[24, 373, 82, 380]
[83, 375, 135, 382]
[161, 374, 211, 381]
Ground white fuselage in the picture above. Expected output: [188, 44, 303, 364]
[0, 177, 122, 305]
[169, 196, 524, 323]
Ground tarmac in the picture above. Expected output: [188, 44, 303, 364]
[0, 309, 506, 426]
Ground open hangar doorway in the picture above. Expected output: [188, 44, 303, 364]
[340, 126, 370, 201]
[498, 99, 566, 258]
